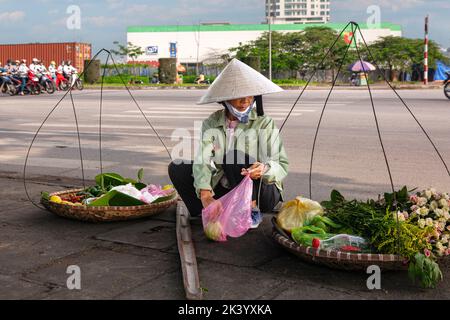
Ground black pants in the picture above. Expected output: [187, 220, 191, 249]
[168, 151, 280, 217]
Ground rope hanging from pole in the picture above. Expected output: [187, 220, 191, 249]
[23, 49, 172, 211]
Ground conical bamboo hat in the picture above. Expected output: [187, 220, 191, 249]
[198, 58, 283, 105]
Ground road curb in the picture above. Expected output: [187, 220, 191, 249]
[83, 85, 443, 91]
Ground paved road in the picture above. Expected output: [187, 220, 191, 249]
[1, 89, 450, 201]
[1, 89, 450, 300]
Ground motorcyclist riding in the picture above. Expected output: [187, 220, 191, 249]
[49, 61, 57, 82]
[63, 60, 79, 86]
[29, 58, 40, 75]
[17, 59, 29, 96]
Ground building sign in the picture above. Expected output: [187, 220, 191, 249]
[343, 32, 355, 46]
[169, 42, 177, 58]
[146, 46, 158, 55]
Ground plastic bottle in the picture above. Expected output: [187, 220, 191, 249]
[312, 234, 371, 253]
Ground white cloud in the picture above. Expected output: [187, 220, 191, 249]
[124, 0, 263, 23]
[106, 0, 124, 9]
[0, 11, 26, 24]
[336, 0, 425, 12]
[85, 16, 118, 27]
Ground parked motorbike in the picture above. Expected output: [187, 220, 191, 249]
[444, 71, 450, 100]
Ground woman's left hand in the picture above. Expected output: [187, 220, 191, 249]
[241, 162, 266, 180]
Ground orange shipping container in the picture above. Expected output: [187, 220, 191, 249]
[0, 42, 92, 72]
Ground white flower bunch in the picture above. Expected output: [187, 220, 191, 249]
[409, 188, 450, 257]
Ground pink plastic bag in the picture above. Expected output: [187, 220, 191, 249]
[202, 175, 253, 242]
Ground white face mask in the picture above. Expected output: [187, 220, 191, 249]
[225, 101, 255, 124]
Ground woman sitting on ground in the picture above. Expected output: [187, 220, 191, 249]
[169, 59, 289, 228]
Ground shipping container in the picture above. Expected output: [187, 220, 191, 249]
[0, 42, 92, 72]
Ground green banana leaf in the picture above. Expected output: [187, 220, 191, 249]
[88, 190, 146, 207]
[135, 182, 147, 191]
[95, 173, 125, 188]
[151, 191, 177, 204]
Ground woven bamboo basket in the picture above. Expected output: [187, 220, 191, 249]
[41, 188, 178, 222]
[271, 217, 408, 271]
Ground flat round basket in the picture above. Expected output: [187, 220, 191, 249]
[41, 188, 178, 222]
[271, 217, 407, 271]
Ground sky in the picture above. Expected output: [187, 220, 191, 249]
[0, 0, 449, 58]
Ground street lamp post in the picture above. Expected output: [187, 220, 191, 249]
[268, 0, 275, 80]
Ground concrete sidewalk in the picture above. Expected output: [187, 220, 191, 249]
[1, 172, 450, 300]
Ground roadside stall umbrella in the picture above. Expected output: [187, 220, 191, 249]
[350, 60, 376, 72]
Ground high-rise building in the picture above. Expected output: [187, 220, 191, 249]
[265, 0, 331, 24]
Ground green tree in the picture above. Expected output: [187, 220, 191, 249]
[299, 26, 353, 80]
[366, 36, 449, 81]
[231, 31, 288, 75]
[111, 41, 145, 63]
[111, 41, 145, 79]
[230, 26, 354, 79]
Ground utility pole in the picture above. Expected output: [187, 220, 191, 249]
[424, 15, 429, 85]
[196, 21, 201, 76]
[268, 0, 275, 80]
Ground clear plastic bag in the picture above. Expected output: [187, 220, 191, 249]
[202, 175, 253, 242]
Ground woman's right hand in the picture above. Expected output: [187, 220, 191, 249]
[200, 190, 215, 209]
[200, 190, 223, 219]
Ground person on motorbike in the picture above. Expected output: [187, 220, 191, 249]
[0, 63, 11, 94]
[29, 58, 40, 75]
[36, 60, 53, 90]
[49, 61, 57, 82]
[444, 71, 450, 100]
[0, 61, 17, 95]
[38, 61, 48, 73]
[4, 60, 14, 75]
[58, 61, 65, 75]
[64, 61, 78, 86]
[195, 73, 206, 84]
[17, 59, 29, 96]
[0, 63, 6, 88]
[10, 60, 20, 75]
[55, 61, 66, 90]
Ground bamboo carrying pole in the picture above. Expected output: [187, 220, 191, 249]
[176, 201, 203, 300]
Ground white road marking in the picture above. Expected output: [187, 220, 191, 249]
[0, 156, 118, 169]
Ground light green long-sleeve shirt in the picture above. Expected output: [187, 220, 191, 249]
[193, 108, 289, 199]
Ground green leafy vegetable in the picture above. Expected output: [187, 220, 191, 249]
[409, 253, 443, 288]
[41, 192, 50, 201]
[321, 189, 441, 288]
